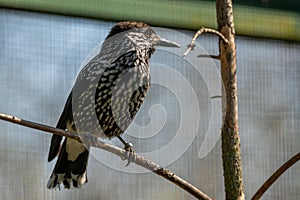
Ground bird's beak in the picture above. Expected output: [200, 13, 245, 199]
[156, 37, 180, 48]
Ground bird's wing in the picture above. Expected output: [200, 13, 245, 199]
[48, 58, 112, 162]
[48, 92, 73, 162]
[48, 40, 138, 161]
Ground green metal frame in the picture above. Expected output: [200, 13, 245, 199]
[0, 0, 299, 41]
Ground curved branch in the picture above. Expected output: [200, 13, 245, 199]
[0, 113, 212, 200]
[182, 27, 229, 57]
[251, 152, 300, 200]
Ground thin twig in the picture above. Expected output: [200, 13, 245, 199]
[0, 112, 212, 200]
[251, 152, 300, 200]
[182, 27, 229, 57]
[211, 95, 222, 99]
[197, 54, 220, 60]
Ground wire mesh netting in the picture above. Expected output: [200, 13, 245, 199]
[0, 8, 299, 200]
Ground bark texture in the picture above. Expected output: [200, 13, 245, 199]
[216, 0, 245, 199]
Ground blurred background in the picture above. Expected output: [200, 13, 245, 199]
[0, 0, 299, 199]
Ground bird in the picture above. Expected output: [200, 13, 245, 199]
[47, 21, 180, 189]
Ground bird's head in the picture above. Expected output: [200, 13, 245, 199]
[106, 22, 180, 51]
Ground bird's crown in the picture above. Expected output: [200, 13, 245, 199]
[106, 21, 152, 39]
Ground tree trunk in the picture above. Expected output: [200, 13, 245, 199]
[216, 0, 245, 199]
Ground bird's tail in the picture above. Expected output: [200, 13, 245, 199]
[47, 138, 89, 189]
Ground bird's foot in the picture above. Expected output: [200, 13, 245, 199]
[121, 142, 136, 166]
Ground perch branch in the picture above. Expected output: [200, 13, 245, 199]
[251, 152, 300, 200]
[182, 27, 229, 57]
[0, 112, 212, 200]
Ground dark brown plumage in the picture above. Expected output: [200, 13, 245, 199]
[47, 21, 179, 189]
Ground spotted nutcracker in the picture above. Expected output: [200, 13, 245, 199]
[47, 21, 180, 189]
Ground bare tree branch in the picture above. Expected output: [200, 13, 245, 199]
[182, 27, 229, 57]
[0, 112, 212, 200]
[251, 152, 300, 200]
[216, 0, 245, 199]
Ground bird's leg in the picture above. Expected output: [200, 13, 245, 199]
[117, 136, 136, 166]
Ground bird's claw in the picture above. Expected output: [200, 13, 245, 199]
[121, 142, 136, 166]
